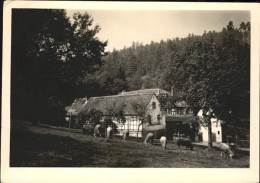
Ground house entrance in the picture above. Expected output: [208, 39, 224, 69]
[165, 121, 187, 140]
[166, 121, 192, 141]
[212, 132, 216, 142]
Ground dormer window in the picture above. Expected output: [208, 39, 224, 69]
[152, 102, 156, 109]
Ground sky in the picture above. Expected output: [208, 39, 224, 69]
[66, 10, 250, 52]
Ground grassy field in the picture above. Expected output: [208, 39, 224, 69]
[10, 120, 249, 167]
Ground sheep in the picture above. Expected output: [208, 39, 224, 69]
[177, 139, 193, 150]
[94, 124, 102, 137]
[82, 123, 94, 135]
[219, 143, 234, 159]
[144, 133, 154, 145]
[106, 126, 113, 139]
[160, 136, 167, 149]
[122, 130, 129, 140]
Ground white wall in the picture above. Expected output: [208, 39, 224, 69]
[114, 116, 142, 137]
[198, 116, 222, 143]
[146, 95, 162, 124]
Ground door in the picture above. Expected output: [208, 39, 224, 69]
[166, 122, 179, 140]
[212, 132, 216, 142]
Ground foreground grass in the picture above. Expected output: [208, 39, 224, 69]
[10, 121, 249, 167]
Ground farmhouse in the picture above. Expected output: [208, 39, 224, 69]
[65, 88, 197, 139]
[80, 92, 162, 137]
[70, 88, 195, 139]
[65, 88, 245, 145]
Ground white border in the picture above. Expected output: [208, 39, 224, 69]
[2, 2, 259, 183]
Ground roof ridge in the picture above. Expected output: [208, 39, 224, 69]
[90, 93, 154, 99]
[123, 88, 161, 92]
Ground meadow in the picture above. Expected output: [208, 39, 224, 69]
[10, 120, 249, 168]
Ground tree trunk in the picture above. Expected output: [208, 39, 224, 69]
[208, 117, 213, 149]
[137, 122, 143, 138]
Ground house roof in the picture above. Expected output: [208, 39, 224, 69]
[66, 98, 88, 115]
[175, 101, 188, 108]
[80, 94, 155, 115]
[118, 88, 170, 96]
[119, 88, 187, 107]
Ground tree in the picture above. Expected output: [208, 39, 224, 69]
[84, 108, 103, 127]
[239, 22, 246, 43]
[166, 32, 249, 149]
[130, 102, 152, 138]
[11, 9, 107, 125]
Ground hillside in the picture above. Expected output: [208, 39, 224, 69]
[83, 21, 250, 98]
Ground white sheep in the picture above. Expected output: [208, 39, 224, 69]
[122, 130, 129, 140]
[144, 133, 154, 145]
[106, 126, 113, 139]
[219, 143, 234, 159]
[160, 136, 167, 149]
[94, 124, 102, 137]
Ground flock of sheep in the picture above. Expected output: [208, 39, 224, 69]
[83, 123, 234, 160]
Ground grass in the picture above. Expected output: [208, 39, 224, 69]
[10, 120, 249, 167]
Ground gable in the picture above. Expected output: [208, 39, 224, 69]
[66, 98, 88, 115]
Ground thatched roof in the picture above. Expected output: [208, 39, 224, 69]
[66, 98, 88, 115]
[118, 88, 170, 96]
[80, 94, 155, 116]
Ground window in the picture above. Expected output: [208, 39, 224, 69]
[218, 131, 220, 135]
[152, 102, 156, 109]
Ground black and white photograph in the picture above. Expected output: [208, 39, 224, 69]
[1, 1, 259, 183]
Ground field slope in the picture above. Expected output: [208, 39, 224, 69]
[10, 121, 249, 168]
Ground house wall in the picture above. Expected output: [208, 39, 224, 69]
[199, 118, 222, 143]
[197, 109, 222, 143]
[146, 95, 162, 125]
[113, 116, 143, 137]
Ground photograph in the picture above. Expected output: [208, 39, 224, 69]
[1, 1, 259, 183]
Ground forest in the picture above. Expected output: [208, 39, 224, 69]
[11, 9, 250, 127]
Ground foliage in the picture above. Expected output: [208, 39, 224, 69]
[103, 117, 119, 134]
[105, 102, 126, 123]
[156, 94, 183, 112]
[163, 21, 250, 147]
[130, 102, 152, 137]
[166, 22, 250, 122]
[11, 9, 107, 124]
[84, 108, 103, 127]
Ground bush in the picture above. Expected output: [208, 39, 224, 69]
[82, 124, 94, 135]
[102, 117, 119, 134]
